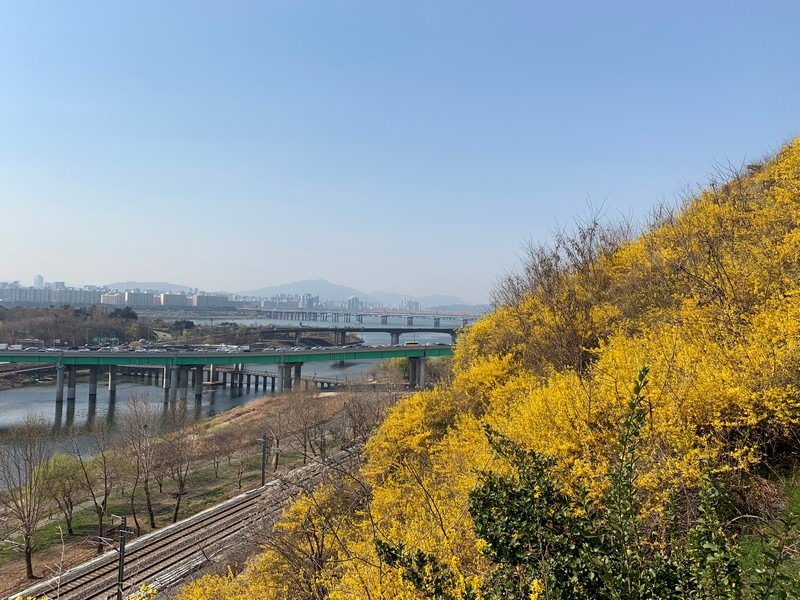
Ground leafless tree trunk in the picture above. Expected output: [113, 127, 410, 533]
[67, 422, 121, 555]
[162, 398, 198, 523]
[118, 394, 161, 529]
[0, 414, 52, 579]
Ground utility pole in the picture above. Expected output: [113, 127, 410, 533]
[257, 432, 271, 486]
[115, 515, 135, 600]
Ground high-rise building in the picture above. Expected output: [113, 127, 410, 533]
[33, 274, 44, 289]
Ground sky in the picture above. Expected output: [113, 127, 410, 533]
[1, 1, 798, 305]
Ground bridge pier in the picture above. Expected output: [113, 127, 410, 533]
[67, 365, 77, 401]
[180, 367, 190, 394]
[408, 357, 426, 390]
[356, 314, 363, 324]
[278, 363, 292, 392]
[433, 317, 440, 327]
[108, 365, 118, 400]
[381, 315, 388, 325]
[169, 366, 179, 399]
[335, 330, 347, 346]
[194, 365, 203, 400]
[89, 367, 98, 400]
[55, 364, 65, 403]
[406, 316, 414, 326]
[390, 332, 400, 345]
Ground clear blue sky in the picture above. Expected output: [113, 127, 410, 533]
[1, 1, 797, 304]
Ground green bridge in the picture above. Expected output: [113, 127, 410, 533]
[0, 345, 454, 401]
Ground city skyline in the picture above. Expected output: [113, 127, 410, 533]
[0, 275, 475, 308]
[1, 2, 798, 305]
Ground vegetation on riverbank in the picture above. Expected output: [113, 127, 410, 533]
[177, 138, 800, 598]
[0, 384, 395, 597]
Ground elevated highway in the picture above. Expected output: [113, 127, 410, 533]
[0, 345, 453, 401]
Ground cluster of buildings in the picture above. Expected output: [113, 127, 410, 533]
[0, 276, 431, 312]
[0, 279, 230, 309]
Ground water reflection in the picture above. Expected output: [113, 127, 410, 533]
[1, 359, 379, 434]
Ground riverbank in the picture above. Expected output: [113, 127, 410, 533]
[0, 363, 56, 392]
[0, 384, 391, 596]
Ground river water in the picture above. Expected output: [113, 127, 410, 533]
[0, 328, 454, 432]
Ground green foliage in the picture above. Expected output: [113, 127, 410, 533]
[747, 512, 799, 599]
[375, 538, 479, 600]
[172, 319, 195, 331]
[379, 367, 799, 599]
[109, 306, 138, 320]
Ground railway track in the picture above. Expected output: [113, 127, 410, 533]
[9, 445, 362, 600]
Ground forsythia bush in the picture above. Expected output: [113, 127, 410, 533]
[178, 140, 800, 598]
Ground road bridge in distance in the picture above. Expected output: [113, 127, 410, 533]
[0, 345, 453, 402]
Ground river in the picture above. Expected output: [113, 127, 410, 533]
[0, 329, 453, 432]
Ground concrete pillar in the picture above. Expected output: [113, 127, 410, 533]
[277, 364, 289, 392]
[87, 396, 97, 427]
[408, 358, 417, 390]
[294, 363, 302, 388]
[67, 366, 77, 401]
[451, 332, 457, 344]
[433, 317, 440, 328]
[53, 401, 63, 432]
[356, 314, 363, 323]
[390, 332, 400, 345]
[108, 365, 118, 397]
[418, 358, 426, 389]
[194, 365, 203, 400]
[406, 316, 414, 326]
[147, 369, 153, 384]
[65, 397, 75, 429]
[270, 375, 276, 392]
[336, 331, 347, 346]
[222, 371, 228, 387]
[163, 366, 170, 390]
[55, 364, 65, 403]
[170, 365, 179, 393]
[246, 374, 251, 389]
[89, 367, 98, 399]
[332, 313, 339, 322]
[381, 315, 388, 325]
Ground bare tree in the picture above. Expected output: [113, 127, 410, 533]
[118, 393, 161, 530]
[289, 390, 326, 464]
[162, 399, 198, 523]
[67, 422, 123, 555]
[0, 414, 52, 579]
[262, 396, 293, 472]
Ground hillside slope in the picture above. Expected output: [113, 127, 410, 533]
[178, 138, 800, 599]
